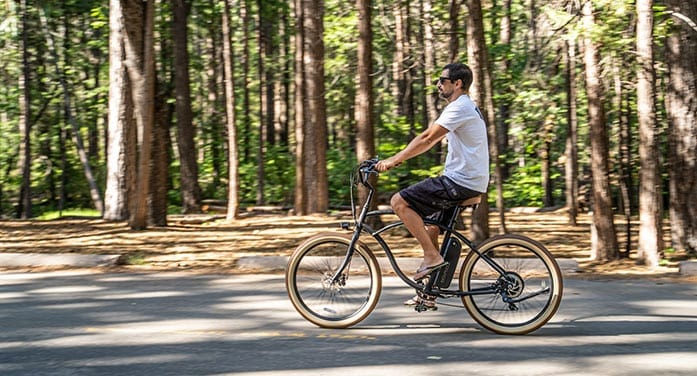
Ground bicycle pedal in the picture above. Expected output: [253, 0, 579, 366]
[414, 303, 437, 312]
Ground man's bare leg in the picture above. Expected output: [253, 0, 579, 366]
[390, 193, 444, 268]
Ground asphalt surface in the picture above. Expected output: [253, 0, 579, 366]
[1, 271, 696, 375]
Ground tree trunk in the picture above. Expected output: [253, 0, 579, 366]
[149, 24, 174, 227]
[204, 1, 224, 190]
[222, 0, 240, 220]
[173, 0, 201, 214]
[17, 0, 32, 219]
[122, 0, 156, 230]
[615, 60, 632, 258]
[241, 0, 252, 162]
[355, 0, 376, 210]
[293, 0, 306, 213]
[564, 34, 579, 226]
[422, 0, 438, 127]
[277, 11, 291, 146]
[541, 133, 553, 207]
[637, 0, 663, 266]
[466, 0, 506, 240]
[665, 0, 697, 255]
[448, 0, 460, 62]
[294, 0, 328, 215]
[392, 1, 408, 120]
[497, 0, 512, 180]
[256, 0, 272, 205]
[105, 0, 136, 221]
[582, 1, 619, 261]
[150, 85, 172, 227]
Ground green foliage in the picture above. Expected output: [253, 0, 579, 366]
[259, 145, 295, 205]
[0, 0, 686, 223]
[36, 208, 100, 220]
[500, 162, 562, 208]
[326, 145, 357, 206]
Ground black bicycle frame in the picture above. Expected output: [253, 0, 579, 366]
[331, 169, 510, 298]
[365, 213, 502, 297]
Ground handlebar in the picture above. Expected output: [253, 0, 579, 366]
[357, 158, 379, 186]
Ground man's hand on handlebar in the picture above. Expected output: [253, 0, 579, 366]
[375, 157, 401, 172]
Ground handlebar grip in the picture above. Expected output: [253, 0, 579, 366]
[357, 158, 379, 185]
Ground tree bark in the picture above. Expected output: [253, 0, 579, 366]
[105, 0, 136, 221]
[150, 85, 172, 227]
[293, 0, 306, 213]
[582, 1, 619, 261]
[448, 0, 460, 63]
[665, 0, 697, 255]
[615, 59, 632, 258]
[241, 0, 252, 162]
[422, 0, 438, 127]
[222, 0, 240, 220]
[305, 0, 328, 214]
[173, 0, 202, 214]
[564, 37, 579, 226]
[122, 0, 156, 230]
[392, 2, 407, 119]
[355, 0, 376, 210]
[294, 0, 328, 215]
[496, 0, 512, 180]
[17, 0, 32, 219]
[466, 0, 506, 240]
[637, 0, 662, 266]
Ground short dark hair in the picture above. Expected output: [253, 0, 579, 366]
[444, 63, 473, 91]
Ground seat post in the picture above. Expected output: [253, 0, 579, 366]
[443, 195, 481, 240]
[445, 205, 465, 231]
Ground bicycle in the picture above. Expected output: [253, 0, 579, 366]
[285, 159, 563, 335]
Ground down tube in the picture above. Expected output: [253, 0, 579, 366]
[366, 212, 438, 289]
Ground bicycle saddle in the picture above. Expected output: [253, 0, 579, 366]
[459, 196, 481, 208]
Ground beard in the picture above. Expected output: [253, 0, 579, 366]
[439, 88, 453, 100]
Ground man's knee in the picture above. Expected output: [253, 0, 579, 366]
[390, 193, 408, 213]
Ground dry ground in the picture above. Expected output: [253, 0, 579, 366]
[1, 209, 693, 281]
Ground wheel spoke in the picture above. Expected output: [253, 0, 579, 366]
[286, 235, 381, 328]
[460, 234, 563, 335]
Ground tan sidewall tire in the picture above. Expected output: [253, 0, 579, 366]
[459, 234, 563, 335]
[285, 233, 382, 328]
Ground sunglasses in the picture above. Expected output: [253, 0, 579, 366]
[435, 77, 455, 85]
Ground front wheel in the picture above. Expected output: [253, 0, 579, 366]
[459, 234, 563, 335]
[285, 233, 381, 328]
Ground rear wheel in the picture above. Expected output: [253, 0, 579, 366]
[459, 234, 563, 335]
[285, 233, 381, 328]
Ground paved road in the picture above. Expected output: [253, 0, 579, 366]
[1, 271, 696, 376]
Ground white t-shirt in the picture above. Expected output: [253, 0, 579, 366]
[435, 94, 490, 193]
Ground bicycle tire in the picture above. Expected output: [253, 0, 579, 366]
[459, 234, 563, 335]
[285, 233, 382, 328]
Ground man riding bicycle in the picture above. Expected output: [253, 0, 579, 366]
[375, 62, 490, 306]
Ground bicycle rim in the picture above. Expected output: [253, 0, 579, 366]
[285, 234, 381, 328]
[460, 234, 563, 335]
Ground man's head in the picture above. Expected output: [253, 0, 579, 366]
[437, 63, 473, 101]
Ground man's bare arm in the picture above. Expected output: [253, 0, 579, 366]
[376, 124, 449, 172]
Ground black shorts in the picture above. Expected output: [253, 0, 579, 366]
[400, 176, 482, 226]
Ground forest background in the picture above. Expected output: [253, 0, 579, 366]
[0, 0, 695, 268]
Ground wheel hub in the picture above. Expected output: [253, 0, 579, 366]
[322, 272, 346, 293]
[500, 272, 524, 298]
